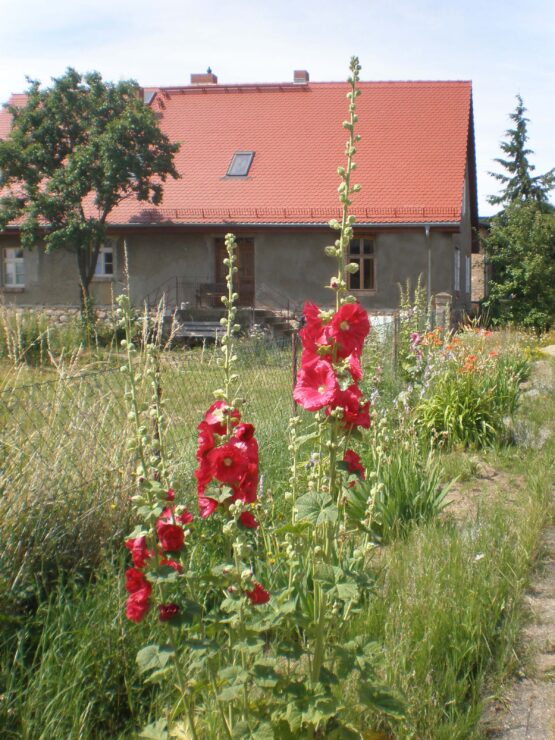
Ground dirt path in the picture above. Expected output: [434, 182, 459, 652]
[483, 520, 555, 738]
[482, 353, 555, 739]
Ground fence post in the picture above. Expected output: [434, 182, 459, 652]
[393, 311, 400, 377]
[292, 329, 299, 416]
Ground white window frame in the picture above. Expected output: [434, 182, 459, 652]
[348, 237, 376, 292]
[454, 246, 461, 292]
[94, 241, 116, 279]
[3, 247, 25, 288]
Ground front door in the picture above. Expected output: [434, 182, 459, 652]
[215, 238, 255, 307]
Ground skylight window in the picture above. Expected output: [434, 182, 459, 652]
[227, 151, 254, 177]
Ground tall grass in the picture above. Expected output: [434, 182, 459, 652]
[357, 466, 552, 738]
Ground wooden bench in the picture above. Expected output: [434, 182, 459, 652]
[176, 321, 224, 340]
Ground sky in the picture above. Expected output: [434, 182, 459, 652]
[1, 0, 554, 216]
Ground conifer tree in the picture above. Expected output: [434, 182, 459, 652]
[488, 95, 554, 207]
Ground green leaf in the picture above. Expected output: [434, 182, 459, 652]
[136, 644, 174, 675]
[296, 492, 338, 526]
[139, 718, 168, 739]
[358, 683, 406, 719]
[252, 661, 281, 688]
[235, 637, 265, 654]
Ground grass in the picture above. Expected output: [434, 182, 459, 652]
[0, 334, 553, 737]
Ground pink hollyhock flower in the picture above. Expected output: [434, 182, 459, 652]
[329, 303, 370, 358]
[208, 442, 249, 484]
[160, 558, 183, 572]
[196, 421, 215, 460]
[125, 567, 150, 593]
[198, 496, 218, 518]
[125, 536, 152, 568]
[158, 603, 180, 622]
[239, 511, 259, 529]
[294, 358, 339, 411]
[246, 582, 270, 605]
[156, 521, 185, 552]
[125, 586, 152, 623]
[343, 449, 366, 480]
[203, 400, 240, 436]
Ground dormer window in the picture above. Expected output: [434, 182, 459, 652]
[227, 151, 254, 177]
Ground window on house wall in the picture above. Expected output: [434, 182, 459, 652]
[3, 247, 25, 287]
[465, 255, 471, 295]
[348, 238, 375, 291]
[95, 242, 115, 277]
[454, 247, 461, 292]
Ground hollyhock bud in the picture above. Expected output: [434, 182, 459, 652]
[158, 603, 180, 622]
[246, 582, 270, 605]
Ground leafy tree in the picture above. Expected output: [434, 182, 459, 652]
[488, 95, 554, 207]
[0, 68, 179, 320]
[483, 201, 555, 330]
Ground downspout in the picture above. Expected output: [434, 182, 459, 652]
[425, 224, 431, 305]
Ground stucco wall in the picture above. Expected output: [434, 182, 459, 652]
[1, 225, 471, 313]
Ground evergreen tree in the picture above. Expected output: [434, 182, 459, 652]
[488, 95, 554, 207]
[0, 69, 179, 322]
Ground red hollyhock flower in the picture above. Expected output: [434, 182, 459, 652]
[125, 567, 150, 593]
[159, 603, 180, 622]
[239, 511, 259, 529]
[196, 421, 215, 460]
[233, 422, 255, 442]
[125, 586, 152, 623]
[166, 488, 175, 501]
[156, 521, 185, 552]
[294, 358, 338, 411]
[125, 536, 152, 568]
[160, 558, 183, 572]
[208, 442, 249, 484]
[329, 303, 370, 358]
[328, 385, 371, 430]
[246, 582, 270, 605]
[343, 449, 366, 479]
[198, 496, 218, 518]
[299, 302, 330, 354]
[203, 400, 240, 436]
[348, 353, 363, 382]
[178, 509, 194, 525]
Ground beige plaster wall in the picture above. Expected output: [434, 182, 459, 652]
[1, 225, 471, 313]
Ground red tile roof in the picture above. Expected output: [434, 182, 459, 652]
[0, 80, 473, 227]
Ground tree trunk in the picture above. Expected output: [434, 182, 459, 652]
[76, 239, 102, 343]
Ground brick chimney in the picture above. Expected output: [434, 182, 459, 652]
[190, 68, 218, 85]
[293, 70, 309, 83]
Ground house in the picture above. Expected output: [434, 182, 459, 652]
[0, 70, 479, 320]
